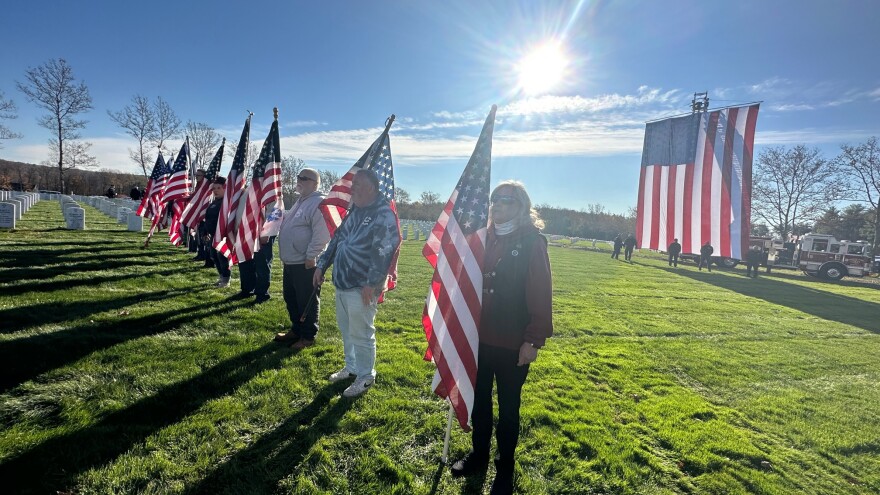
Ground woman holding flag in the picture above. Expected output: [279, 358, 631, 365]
[450, 180, 553, 495]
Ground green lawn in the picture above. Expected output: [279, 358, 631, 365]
[1, 200, 878, 494]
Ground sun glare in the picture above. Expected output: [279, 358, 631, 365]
[517, 42, 568, 95]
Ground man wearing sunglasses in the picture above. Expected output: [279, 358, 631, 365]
[275, 168, 330, 348]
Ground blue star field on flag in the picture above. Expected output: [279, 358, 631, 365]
[170, 142, 189, 173]
[368, 133, 395, 203]
[452, 116, 494, 235]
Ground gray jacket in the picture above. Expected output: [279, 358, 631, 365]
[278, 191, 330, 265]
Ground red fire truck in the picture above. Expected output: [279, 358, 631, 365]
[723, 234, 873, 280]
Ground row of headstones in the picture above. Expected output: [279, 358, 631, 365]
[74, 195, 144, 232]
[57, 196, 87, 230]
[399, 219, 434, 241]
[0, 191, 40, 229]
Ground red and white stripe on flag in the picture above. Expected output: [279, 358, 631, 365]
[422, 104, 495, 431]
[422, 192, 484, 431]
[233, 119, 282, 264]
[233, 163, 281, 262]
[636, 104, 759, 260]
[319, 167, 357, 237]
[168, 200, 185, 246]
[213, 172, 245, 263]
[180, 181, 212, 230]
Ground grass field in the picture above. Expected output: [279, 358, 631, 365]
[1, 200, 879, 494]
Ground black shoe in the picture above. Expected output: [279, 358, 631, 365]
[193, 255, 205, 261]
[231, 291, 253, 300]
[489, 473, 513, 495]
[274, 331, 300, 343]
[202, 263, 215, 269]
[490, 460, 514, 495]
[450, 451, 489, 477]
[254, 294, 270, 304]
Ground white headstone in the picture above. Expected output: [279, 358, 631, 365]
[66, 207, 85, 230]
[127, 213, 143, 231]
[7, 199, 22, 220]
[0, 202, 15, 229]
[117, 207, 131, 223]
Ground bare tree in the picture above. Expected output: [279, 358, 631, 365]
[16, 58, 93, 193]
[0, 90, 23, 147]
[318, 169, 340, 194]
[108, 94, 155, 177]
[153, 96, 181, 153]
[752, 145, 842, 239]
[186, 120, 222, 172]
[836, 136, 880, 252]
[41, 140, 100, 190]
[396, 187, 411, 204]
[419, 190, 441, 204]
[280, 155, 305, 205]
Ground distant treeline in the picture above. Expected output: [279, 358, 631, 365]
[0, 159, 146, 196]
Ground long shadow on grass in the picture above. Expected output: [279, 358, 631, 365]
[0, 245, 151, 268]
[185, 384, 355, 494]
[662, 267, 880, 333]
[0, 295, 249, 393]
[0, 343, 290, 495]
[0, 286, 208, 334]
[0, 267, 185, 298]
[0, 258, 174, 284]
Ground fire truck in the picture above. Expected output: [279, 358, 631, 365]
[718, 234, 873, 280]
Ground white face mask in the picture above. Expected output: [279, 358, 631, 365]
[493, 219, 519, 236]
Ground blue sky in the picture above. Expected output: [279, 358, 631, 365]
[1, 0, 878, 213]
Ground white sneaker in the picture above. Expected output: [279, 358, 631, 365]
[343, 376, 375, 398]
[328, 368, 355, 383]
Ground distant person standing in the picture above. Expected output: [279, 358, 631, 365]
[699, 241, 714, 272]
[106, 185, 117, 199]
[668, 238, 682, 267]
[745, 245, 762, 278]
[623, 234, 637, 261]
[129, 186, 141, 201]
[202, 177, 230, 287]
[611, 234, 623, 259]
[274, 168, 330, 349]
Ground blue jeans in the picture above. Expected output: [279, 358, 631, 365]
[335, 287, 378, 380]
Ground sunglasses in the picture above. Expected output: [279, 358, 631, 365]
[296, 175, 315, 181]
[490, 195, 519, 206]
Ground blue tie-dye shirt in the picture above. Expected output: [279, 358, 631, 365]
[317, 197, 400, 290]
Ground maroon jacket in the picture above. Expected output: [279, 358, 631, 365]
[478, 225, 554, 350]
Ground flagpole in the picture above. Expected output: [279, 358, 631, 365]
[441, 402, 454, 463]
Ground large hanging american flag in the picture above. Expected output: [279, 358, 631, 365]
[422, 105, 496, 431]
[214, 115, 251, 262]
[233, 116, 282, 263]
[136, 152, 168, 218]
[163, 141, 191, 203]
[181, 139, 224, 229]
[318, 117, 401, 295]
[636, 103, 759, 260]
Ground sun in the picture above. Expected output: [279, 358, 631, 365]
[516, 41, 568, 95]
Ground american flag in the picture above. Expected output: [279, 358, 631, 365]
[136, 152, 167, 218]
[214, 116, 251, 262]
[422, 105, 496, 431]
[233, 118, 282, 263]
[163, 141, 191, 203]
[168, 200, 185, 246]
[181, 140, 224, 230]
[318, 118, 401, 294]
[145, 155, 174, 239]
[636, 104, 759, 260]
